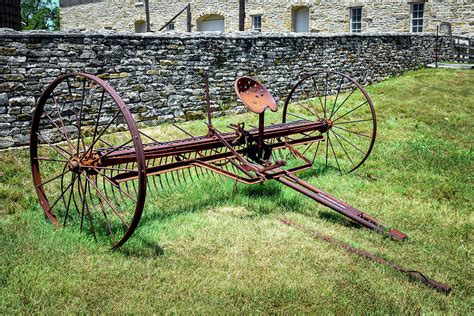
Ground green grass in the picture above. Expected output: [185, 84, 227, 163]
[1, 68, 473, 313]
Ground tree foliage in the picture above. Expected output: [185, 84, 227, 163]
[21, 0, 60, 31]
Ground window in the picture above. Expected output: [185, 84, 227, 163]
[166, 22, 175, 31]
[252, 15, 262, 32]
[350, 8, 362, 33]
[134, 20, 146, 33]
[197, 14, 225, 32]
[411, 3, 424, 33]
[293, 7, 309, 32]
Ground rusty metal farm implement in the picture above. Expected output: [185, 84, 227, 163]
[31, 71, 454, 293]
[31, 71, 407, 247]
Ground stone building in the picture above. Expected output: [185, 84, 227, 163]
[59, 0, 472, 36]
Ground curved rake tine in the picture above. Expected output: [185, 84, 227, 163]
[157, 157, 166, 192]
[162, 156, 173, 191]
[124, 162, 132, 196]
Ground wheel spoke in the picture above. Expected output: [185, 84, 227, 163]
[288, 112, 311, 121]
[331, 130, 356, 169]
[98, 171, 137, 202]
[77, 77, 87, 153]
[325, 133, 329, 168]
[332, 129, 366, 155]
[90, 166, 136, 173]
[83, 90, 105, 158]
[329, 76, 344, 118]
[333, 125, 372, 138]
[82, 111, 121, 159]
[329, 86, 357, 120]
[38, 169, 70, 188]
[311, 140, 321, 164]
[309, 75, 325, 116]
[296, 99, 318, 118]
[34, 157, 69, 163]
[323, 73, 329, 117]
[82, 172, 130, 229]
[300, 88, 321, 119]
[89, 138, 133, 164]
[52, 92, 77, 153]
[90, 181, 116, 242]
[63, 173, 78, 226]
[44, 175, 77, 217]
[333, 118, 373, 126]
[332, 101, 369, 123]
[42, 108, 74, 154]
[328, 133, 342, 175]
[36, 132, 71, 160]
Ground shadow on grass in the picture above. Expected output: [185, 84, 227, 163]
[114, 171, 369, 257]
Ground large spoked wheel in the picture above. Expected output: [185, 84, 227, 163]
[30, 73, 146, 248]
[283, 71, 376, 174]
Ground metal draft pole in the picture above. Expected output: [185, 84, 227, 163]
[145, 0, 151, 32]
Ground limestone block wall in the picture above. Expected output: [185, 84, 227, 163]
[0, 30, 453, 149]
[59, 0, 473, 35]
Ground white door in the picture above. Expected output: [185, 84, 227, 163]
[294, 7, 309, 32]
[199, 17, 225, 32]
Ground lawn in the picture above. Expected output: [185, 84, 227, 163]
[0, 68, 472, 313]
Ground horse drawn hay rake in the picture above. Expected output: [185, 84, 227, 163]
[31, 71, 408, 248]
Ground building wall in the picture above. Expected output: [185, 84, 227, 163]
[0, 29, 453, 149]
[59, 0, 473, 35]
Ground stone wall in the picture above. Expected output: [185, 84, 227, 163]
[59, 0, 474, 36]
[0, 29, 453, 149]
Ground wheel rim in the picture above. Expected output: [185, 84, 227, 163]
[30, 73, 146, 248]
[282, 71, 376, 174]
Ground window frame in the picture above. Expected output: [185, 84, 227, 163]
[252, 15, 262, 32]
[350, 7, 362, 33]
[166, 22, 175, 31]
[410, 3, 424, 33]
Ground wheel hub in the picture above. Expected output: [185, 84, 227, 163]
[68, 152, 101, 175]
[320, 118, 333, 133]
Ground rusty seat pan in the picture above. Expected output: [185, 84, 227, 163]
[234, 76, 277, 114]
